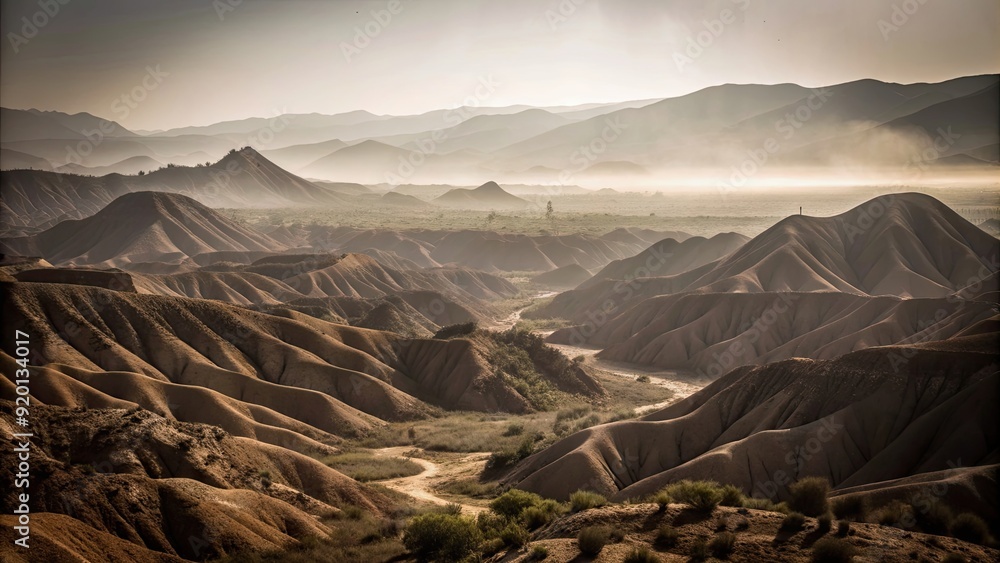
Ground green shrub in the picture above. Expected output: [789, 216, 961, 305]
[719, 484, 745, 507]
[950, 513, 990, 545]
[637, 375, 651, 383]
[503, 423, 525, 437]
[521, 506, 546, 530]
[490, 489, 543, 520]
[788, 477, 830, 517]
[653, 491, 672, 510]
[689, 538, 710, 561]
[529, 544, 549, 560]
[817, 512, 833, 534]
[662, 481, 723, 513]
[476, 511, 508, 540]
[486, 436, 536, 470]
[742, 497, 780, 512]
[709, 532, 736, 559]
[654, 524, 680, 548]
[831, 495, 868, 521]
[500, 522, 530, 547]
[403, 513, 482, 561]
[810, 537, 856, 563]
[781, 512, 806, 532]
[623, 545, 660, 563]
[569, 490, 607, 512]
[577, 526, 611, 556]
[434, 322, 478, 339]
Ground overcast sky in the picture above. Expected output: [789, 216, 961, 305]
[2, 0, 997, 130]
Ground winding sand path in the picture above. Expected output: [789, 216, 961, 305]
[373, 446, 488, 515]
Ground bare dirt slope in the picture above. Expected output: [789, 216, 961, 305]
[505, 333, 999, 517]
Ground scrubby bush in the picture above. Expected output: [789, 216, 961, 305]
[780, 511, 807, 532]
[788, 477, 830, 517]
[503, 422, 525, 436]
[870, 501, 912, 528]
[742, 497, 780, 512]
[662, 481, 723, 513]
[836, 520, 850, 537]
[433, 322, 478, 339]
[490, 489, 544, 520]
[476, 511, 508, 540]
[950, 513, 990, 545]
[689, 538, 710, 561]
[500, 522, 530, 547]
[529, 544, 549, 560]
[709, 532, 736, 559]
[653, 490, 672, 511]
[569, 490, 607, 512]
[403, 513, 482, 561]
[577, 526, 611, 556]
[810, 537, 856, 563]
[817, 512, 833, 534]
[624, 545, 661, 563]
[636, 375, 651, 383]
[655, 524, 680, 548]
[719, 484, 745, 507]
[521, 500, 564, 529]
[831, 495, 868, 521]
[486, 436, 535, 470]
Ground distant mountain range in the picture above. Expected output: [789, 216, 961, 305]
[3, 75, 995, 184]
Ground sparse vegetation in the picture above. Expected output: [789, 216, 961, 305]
[433, 322, 478, 339]
[817, 512, 833, 533]
[569, 490, 607, 512]
[689, 538, 710, 561]
[499, 522, 530, 547]
[810, 538, 856, 563]
[623, 545, 660, 563]
[577, 526, 611, 556]
[913, 502, 953, 535]
[490, 489, 545, 520]
[950, 513, 990, 545]
[486, 435, 536, 470]
[529, 544, 549, 560]
[831, 495, 868, 521]
[709, 532, 736, 559]
[659, 480, 724, 513]
[836, 520, 850, 537]
[787, 477, 830, 517]
[437, 478, 499, 499]
[403, 513, 482, 561]
[321, 452, 422, 482]
[655, 524, 680, 548]
[781, 511, 807, 532]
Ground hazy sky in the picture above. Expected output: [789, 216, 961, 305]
[2, 0, 997, 130]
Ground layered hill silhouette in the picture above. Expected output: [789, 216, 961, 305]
[432, 181, 532, 209]
[29, 192, 287, 267]
[506, 331, 999, 514]
[0, 148, 349, 230]
[534, 193, 999, 319]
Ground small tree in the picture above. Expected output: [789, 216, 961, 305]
[546, 200, 553, 219]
